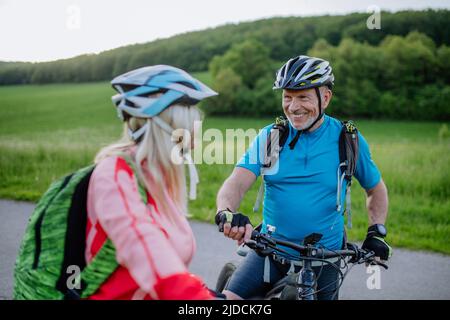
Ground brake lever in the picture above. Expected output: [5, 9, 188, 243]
[245, 238, 276, 257]
[244, 239, 258, 249]
[356, 250, 375, 265]
[360, 250, 389, 270]
[259, 233, 276, 245]
[370, 260, 389, 270]
[245, 239, 268, 251]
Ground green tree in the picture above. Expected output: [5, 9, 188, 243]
[381, 33, 437, 87]
[209, 39, 273, 89]
[206, 68, 243, 115]
[437, 45, 450, 84]
[207, 39, 278, 116]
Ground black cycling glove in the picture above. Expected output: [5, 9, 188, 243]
[215, 209, 251, 232]
[362, 236, 393, 261]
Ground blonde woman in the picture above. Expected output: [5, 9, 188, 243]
[86, 65, 218, 299]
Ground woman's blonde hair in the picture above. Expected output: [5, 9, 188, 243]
[95, 104, 201, 220]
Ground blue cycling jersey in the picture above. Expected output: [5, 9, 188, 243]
[237, 115, 381, 254]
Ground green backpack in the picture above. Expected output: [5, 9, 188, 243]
[14, 158, 147, 300]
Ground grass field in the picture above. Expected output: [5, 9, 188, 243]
[0, 81, 449, 254]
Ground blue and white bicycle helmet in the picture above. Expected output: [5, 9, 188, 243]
[111, 65, 217, 141]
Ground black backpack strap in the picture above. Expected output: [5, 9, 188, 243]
[338, 120, 359, 182]
[275, 116, 291, 150]
[55, 166, 95, 298]
[263, 116, 290, 169]
[337, 120, 359, 229]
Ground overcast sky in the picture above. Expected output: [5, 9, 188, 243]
[0, 0, 449, 62]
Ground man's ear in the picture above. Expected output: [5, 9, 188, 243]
[322, 88, 333, 110]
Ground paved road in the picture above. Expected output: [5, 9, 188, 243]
[1, 199, 449, 299]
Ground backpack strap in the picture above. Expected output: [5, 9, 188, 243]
[336, 120, 359, 229]
[339, 121, 359, 181]
[262, 116, 290, 169]
[75, 238, 119, 298]
[253, 116, 290, 212]
[54, 165, 96, 298]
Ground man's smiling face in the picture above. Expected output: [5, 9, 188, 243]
[282, 87, 332, 131]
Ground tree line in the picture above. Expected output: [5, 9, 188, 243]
[204, 32, 450, 121]
[0, 10, 449, 86]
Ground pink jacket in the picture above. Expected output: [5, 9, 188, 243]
[85, 156, 212, 300]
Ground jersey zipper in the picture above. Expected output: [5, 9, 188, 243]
[304, 134, 308, 169]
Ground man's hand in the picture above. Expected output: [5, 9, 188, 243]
[215, 209, 253, 245]
[362, 236, 393, 262]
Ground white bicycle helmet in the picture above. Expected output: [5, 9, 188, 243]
[111, 65, 217, 200]
[111, 65, 217, 141]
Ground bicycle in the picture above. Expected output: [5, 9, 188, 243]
[216, 229, 388, 300]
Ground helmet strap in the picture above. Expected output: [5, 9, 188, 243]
[306, 87, 324, 131]
[152, 116, 174, 135]
[184, 153, 199, 200]
[128, 115, 175, 142]
[130, 116, 199, 201]
[128, 122, 149, 142]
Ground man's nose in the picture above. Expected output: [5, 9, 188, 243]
[288, 98, 302, 112]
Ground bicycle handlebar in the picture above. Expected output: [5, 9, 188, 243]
[248, 230, 388, 269]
